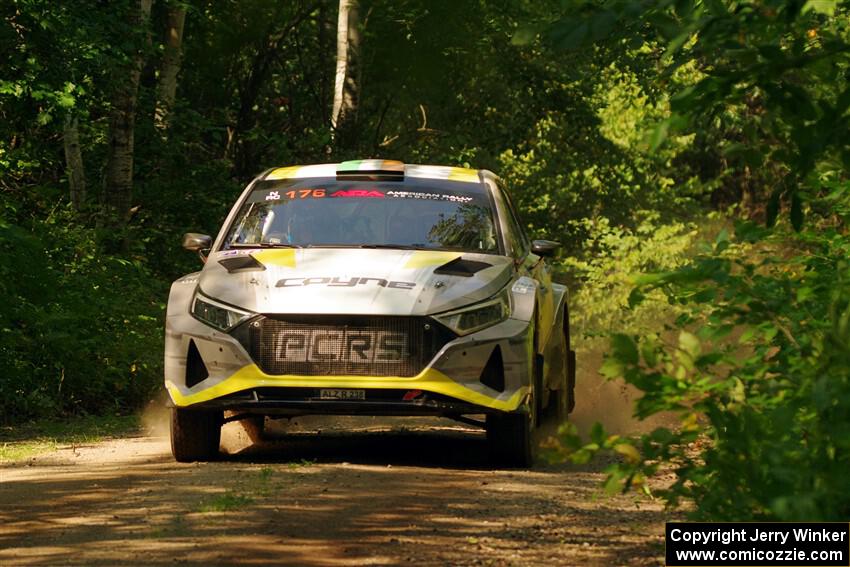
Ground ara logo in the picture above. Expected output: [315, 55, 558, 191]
[276, 277, 416, 290]
[331, 189, 385, 198]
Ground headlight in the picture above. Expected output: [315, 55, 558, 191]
[191, 293, 253, 331]
[433, 286, 511, 336]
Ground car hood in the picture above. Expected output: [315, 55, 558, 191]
[197, 248, 514, 316]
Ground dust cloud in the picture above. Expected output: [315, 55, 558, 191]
[140, 394, 170, 438]
[569, 344, 678, 438]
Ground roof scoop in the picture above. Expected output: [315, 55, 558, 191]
[218, 255, 266, 273]
[433, 256, 492, 277]
[336, 159, 405, 181]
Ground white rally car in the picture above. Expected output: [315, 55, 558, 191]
[165, 160, 575, 466]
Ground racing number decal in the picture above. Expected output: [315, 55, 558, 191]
[284, 189, 325, 199]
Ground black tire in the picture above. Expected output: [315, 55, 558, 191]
[171, 408, 222, 462]
[547, 327, 570, 421]
[487, 341, 539, 468]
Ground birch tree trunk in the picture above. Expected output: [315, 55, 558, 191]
[63, 115, 86, 210]
[331, 0, 360, 150]
[155, 3, 187, 132]
[104, 0, 153, 222]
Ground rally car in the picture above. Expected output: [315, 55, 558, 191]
[165, 160, 576, 466]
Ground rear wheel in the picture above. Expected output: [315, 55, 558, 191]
[551, 326, 575, 420]
[171, 408, 222, 462]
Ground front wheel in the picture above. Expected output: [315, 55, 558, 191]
[171, 408, 222, 462]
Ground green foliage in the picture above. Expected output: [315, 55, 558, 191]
[0, 204, 162, 422]
[540, 0, 850, 220]
[561, 214, 702, 337]
[555, 221, 850, 520]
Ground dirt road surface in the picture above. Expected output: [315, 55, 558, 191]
[0, 413, 668, 567]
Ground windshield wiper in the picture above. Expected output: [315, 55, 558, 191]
[227, 242, 303, 249]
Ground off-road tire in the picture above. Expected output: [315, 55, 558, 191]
[171, 408, 222, 462]
[487, 338, 539, 468]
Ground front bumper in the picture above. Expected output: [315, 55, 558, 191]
[166, 386, 518, 417]
[166, 365, 527, 414]
[165, 313, 534, 416]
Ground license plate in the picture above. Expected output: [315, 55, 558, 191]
[319, 389, 365, 400]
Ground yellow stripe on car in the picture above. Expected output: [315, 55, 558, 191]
[403, 250, 462, 269]
[265, 166, 301, 179]
[447, 167, 480, 183]
[251, 249, 296, 268]
[166, 365, 527, 412]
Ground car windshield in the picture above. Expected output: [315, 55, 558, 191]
[223, 178, 499, 253]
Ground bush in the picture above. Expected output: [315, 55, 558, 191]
[0, 205, 163, 423]
[552, 222, 850, 520]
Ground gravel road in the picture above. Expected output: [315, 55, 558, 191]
[0, 413, 668, 566]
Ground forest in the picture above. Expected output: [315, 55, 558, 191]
[1, 0, 849, 522]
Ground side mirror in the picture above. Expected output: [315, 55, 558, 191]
[182, 233, 212, 252]
[182, 233, 212, 263]
[531, 239, 560, 257]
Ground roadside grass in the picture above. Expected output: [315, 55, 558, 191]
[198, 492, 255, 512]
[0, 414, 141, 462]
[196, 467, 275, 513]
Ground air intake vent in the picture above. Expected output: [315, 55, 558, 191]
[245, 315, 454, 377]
[479, 345, 505, 392]
[218, 255, 266, 273]
[433, 257, 492, 277]
[185, 339, 209, 388]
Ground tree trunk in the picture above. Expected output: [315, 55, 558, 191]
[63, 115, 86, 210]
[104, 0, 153, 222]
[155, 3, 187, 132]
[332, 0, 360, 151]
[318, 0, 333, 125]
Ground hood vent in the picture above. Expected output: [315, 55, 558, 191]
[434, 257, 492, 277]
[218, 254, 266, 273]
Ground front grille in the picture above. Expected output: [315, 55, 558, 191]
[241, 315, 455, 377]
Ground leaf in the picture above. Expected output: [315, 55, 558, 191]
[650, 118, 670, 151]
[614, 443, 641, 463]
[511, 26, 538, 46]
[589, 11, 618, 42]
[611, 333, 639, 365]
[678, 331, 700, 358]
[590, 422, 606, 445]
[641, 340, 658, 367]
[628, 287, 645, 308]
[802, 0, 836, 15]
[554, 21, 589, 51]
[714, 228, 729, 253]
